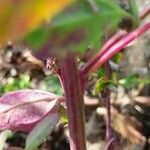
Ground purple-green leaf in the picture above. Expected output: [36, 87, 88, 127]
[25, 113, 59, 150]
[0, 89, 63, 132]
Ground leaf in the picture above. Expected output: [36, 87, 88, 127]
[119, 74, 138, 89]
[25, 0, 131, 56]
[0, 89, 63, 132]
[2, 75, 30, 93]
[45, 75, 64, 95]
[59, 105, 68, 124]
[128, 0, 140, 26]
[94, 76, 110, 95]
[25, 113, 59, 150]
[112, 107, 146, 144]
[0, 130, 13, 150]
[0, 0, 74, 44]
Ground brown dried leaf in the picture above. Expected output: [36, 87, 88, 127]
[111, 107, 146, 144]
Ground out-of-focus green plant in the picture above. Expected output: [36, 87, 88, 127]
[45, 75, 63, 95]
[119, 74, 150, 90]
[25, 0, 132, 55]
[0, 74, 30, 94]
[0, 130, 13, 150]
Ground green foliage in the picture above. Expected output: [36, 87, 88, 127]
[24, 27, 49, 49]
[119, 75, 150, 90]
[25, 113, 59, 150]
[59, 105, 68, 124]
[25, 0, 131, 55]
[0, 130, 13, 150]
[94, 76, 111, 94]
[128, 0, 140, 26]
[45, 75, 63, 95]
[113, 53, 123, 63]
[97, 68, 105, 77]
[0, 74, 30, 94]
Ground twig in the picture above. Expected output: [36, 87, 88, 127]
[81, 30, 127, 78]
[81, 23, 150, 77]
[104, 137, 116, 150]
[140, 7, 150, 20]
[103, 62, 112, 142]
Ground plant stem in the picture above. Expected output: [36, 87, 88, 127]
[103, 62, 112, 142]
[81, 30, 126, 78]
[104, 137, 116, 150]
[106, 95, 111, 140]
[81, 22, 150, 77]
[140, 7, 150, 20]
[60, 54, 86, 150]
[101, 89, 111, 142]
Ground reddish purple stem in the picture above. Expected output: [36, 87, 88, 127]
[104, 137, 116, 150]
[81, 30, 127, 78]
[60, 54, 86, 150]
[103, 62, 112, 142]
[140, 7, 150, 20]
[81, 23, 150, 77]
[106, 96, 111, 142]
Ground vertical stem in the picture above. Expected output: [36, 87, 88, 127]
[101, 87, 112, 142]
[105, 94, 111, 142]
[60, 54, 86, 150]
[102, 62, 113, 148]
